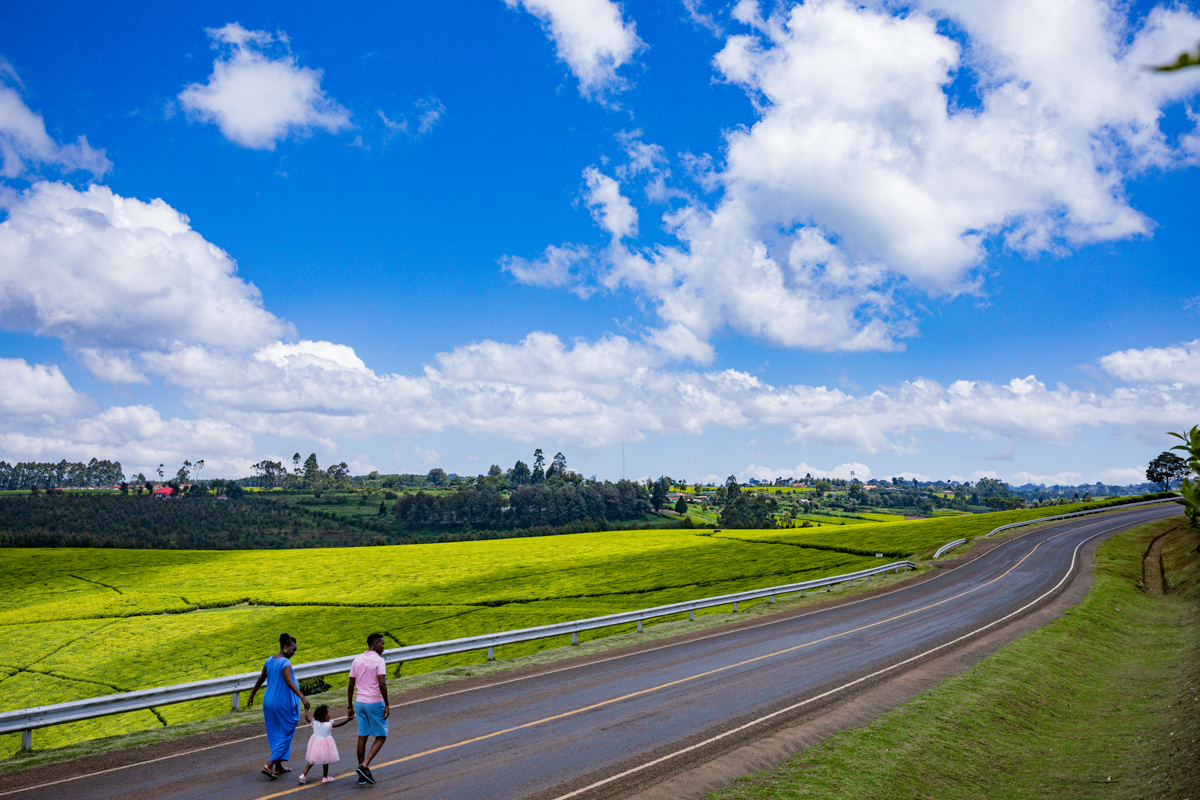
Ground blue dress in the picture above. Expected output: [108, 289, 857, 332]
[262, 656, 301, 762]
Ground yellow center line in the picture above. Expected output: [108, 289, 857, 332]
[257, 533, 1060, 799]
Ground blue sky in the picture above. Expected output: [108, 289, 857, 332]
[2, 0, 1200, 486]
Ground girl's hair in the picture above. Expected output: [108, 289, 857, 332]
[279, 632, 296, 648]
[313, 704, 329, 722]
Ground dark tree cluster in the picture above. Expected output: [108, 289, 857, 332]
[0, 494, 368, 550]
[0, 459, 125, 490]
[718, 482, 779, 528]
[392, 480, 651, 531]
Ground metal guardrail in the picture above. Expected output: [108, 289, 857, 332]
[932, 538, 967, 559]
[0, 559, 916, 749]
[983, 497, 1178, 538]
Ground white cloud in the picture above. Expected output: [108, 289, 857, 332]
[1094, 467, 1147, 485]
[1004, 470, 1085, 486]
[584, 167, 637, 238]
[1099, 339, 1200, 386]
[505, 0, 644, 99]
[5, 330, 1199, 477]
[0, 357, 95, 424]
[0, 182, 291, 370]
[414, 97, 446, 135]
[179, 23, 351, 150]
[0, 61, 110, 179]
[113, 331, 1200, 455]
[515, 0, 1200, 353]
[378, 96, 446, 140]
[502, 243, 594, 288]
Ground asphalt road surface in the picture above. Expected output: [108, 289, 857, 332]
[3, 503, 1180, 800]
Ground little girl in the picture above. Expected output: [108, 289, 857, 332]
[298, 704, 352, 783]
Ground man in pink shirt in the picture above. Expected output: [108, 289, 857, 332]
[347, 633, 390, 785]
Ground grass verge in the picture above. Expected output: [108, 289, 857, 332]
[707, 517, 1200, 800]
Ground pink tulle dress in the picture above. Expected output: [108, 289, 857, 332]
[305, 719, 340, 765]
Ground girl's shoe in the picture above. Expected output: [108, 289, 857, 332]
[298, 774, 307, 784]
[322, 777, 334, 783]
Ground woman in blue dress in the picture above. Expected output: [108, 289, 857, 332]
[248, 633, 310, 779]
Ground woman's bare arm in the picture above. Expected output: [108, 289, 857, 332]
[282, 664, 309, 709]
[246, 665, 268, 708]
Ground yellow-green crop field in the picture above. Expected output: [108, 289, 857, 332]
[0, 498, 1150, 757]
[0, 528, 884, 756]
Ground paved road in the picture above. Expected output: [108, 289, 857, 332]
[4, 503, 1180, 800]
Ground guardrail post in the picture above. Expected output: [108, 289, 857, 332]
[800, 588, 805, 598]
[636, 620, 643, 633]
[571, 632, 578, 645]
[732, 601, 738, 612]
[848, 579, 853, 587]
[688, 609, 694, 621]
[487, 646, 494, 661]
[769, 594, 774, 604]
[21, 729, 31, 751]
[231, 692, 240, 711]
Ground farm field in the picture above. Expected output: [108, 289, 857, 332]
[0, 528, 882, 757]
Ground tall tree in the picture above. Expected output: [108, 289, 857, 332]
[1146, 451, 1189, 491]
[303, 454, 321, 488]
[532, 449, 546, 484]
[651, 476, 671, 511]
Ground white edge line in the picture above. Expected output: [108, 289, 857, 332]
[546, 515, 1133, 800]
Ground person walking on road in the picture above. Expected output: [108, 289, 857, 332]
[248, 633, 310, 779]
[347, 633, 390, 785]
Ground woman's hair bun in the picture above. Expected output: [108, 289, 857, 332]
[279, 632, 292, 647]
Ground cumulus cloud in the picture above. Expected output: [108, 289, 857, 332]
[584, 167, 638, 238]
[0, 61, 110, 179]
[1099, 339, 1200, 386]
[502, 243, 595, 289]
[179, 23, 351, 149]
[98, 330, 1200, 454]
[509, 0, 1200, 353]
[0, 357, 96, 424]
[0, 182, 292, 375]
[505, 0, 644, 98]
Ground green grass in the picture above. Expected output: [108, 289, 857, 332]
[706, 517, 1200, 800]
[0, 528, 883, 756]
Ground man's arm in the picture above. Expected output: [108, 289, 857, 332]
[347, 676, 356, 715]
[378, 672, 390, 719]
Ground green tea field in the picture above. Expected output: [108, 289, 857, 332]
[0, 527, 882, 757]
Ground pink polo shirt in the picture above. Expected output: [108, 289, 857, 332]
[349, 650, 386, 703]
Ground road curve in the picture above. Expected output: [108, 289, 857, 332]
[2, 503, 1180, 800]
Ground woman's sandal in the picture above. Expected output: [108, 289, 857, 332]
[261, 766, 278, 780]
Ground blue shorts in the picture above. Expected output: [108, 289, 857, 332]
[355, 701, 388, 738]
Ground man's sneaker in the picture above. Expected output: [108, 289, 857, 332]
[357, 765, 375, 785]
